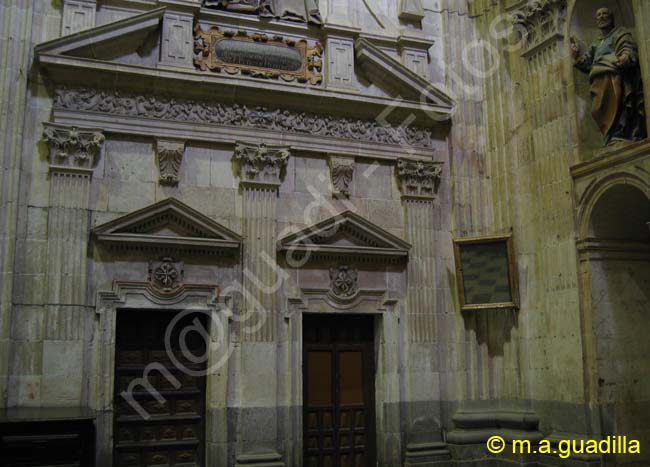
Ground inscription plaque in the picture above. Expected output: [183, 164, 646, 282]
[215, 39, 303, 71]
[194, 26, 323, 85]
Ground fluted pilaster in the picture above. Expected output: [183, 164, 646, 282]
[397, 158, 442, 343]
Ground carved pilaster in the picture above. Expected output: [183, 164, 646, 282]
[510, 0, 567, 58]
[234, 142, 290, 189]
[396, 158, 442, 200]
[156, 138, 185, 185]
[234, 142, 290, 466]
[328, 156, 354, 198]
[43, 122, 104, 170]
[160, 9, 195, 68]
[42, 123, 104, 340]
[397, 158, 442, 343]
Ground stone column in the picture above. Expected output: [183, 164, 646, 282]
[396, 158, 450, 465]
[233, 142, 290, 466]
[42, 123, 103, 403]
[0, 0, 34, 407]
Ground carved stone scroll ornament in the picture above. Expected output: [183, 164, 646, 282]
[156, 138, 185, 185]
[329, 157, 354, 198]
[329, 265, 358, 299]
[194, 25, 323, 85]
[396, 158, 443, 199]
[510, 0, 566, 54]
[234, 142, 290, 186]
[149, 257, 184, 293]
[43, 123, 104, 169]
[53, 87, 434, 148]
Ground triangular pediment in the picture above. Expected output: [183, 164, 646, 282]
[279, 211, 410, 261]
[35, 7, 164, 60]
[355, 38, 454, 107]
[93, 197, 241, 255]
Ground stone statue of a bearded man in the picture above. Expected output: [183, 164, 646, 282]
[571, 7, 646, 145]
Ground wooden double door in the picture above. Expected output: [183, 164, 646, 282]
[303, 314, 376, 467]
[113, 310, 208, 467]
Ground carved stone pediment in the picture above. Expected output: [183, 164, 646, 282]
[355, 38, 454, 108]
[92, 197, 242, 256]
[278, 210, 411, 261]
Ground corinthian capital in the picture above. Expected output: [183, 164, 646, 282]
[234, 141, 290, 187]
[43, 122, 104, 169]
[396, 158, 443, 200]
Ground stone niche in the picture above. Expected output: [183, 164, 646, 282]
[569, 0, 639, 155]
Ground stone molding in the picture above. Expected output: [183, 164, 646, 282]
[233, 141, 290, 187]
[510, 0, 567, 57]
[278, 210, 411, 262]
[328, 156, 354, 198]
[396, 158, 443, 200]
[53, 87, 435, 149]
[155, 138, 186, 185]
[92, 197, 242, 256]
[42, 122, 104, 170]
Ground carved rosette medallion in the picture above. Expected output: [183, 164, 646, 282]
[510, 0, 567, 55]
[234, 142, 290, 186]
[43, 123, 104, 169]
[149, 257, 184, 293]
[329, 157, 355, 199]
[194, 25, 323, 85]
[156, 138, 185, 185]
[329, 266, 358, 299]
[396, 158, 443, 199]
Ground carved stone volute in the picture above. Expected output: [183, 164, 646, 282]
[234, 141, 290, 187]
[396, 158, 443, 200]
[43, 122, 104, 169]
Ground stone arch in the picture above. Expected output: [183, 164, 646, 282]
[577, 172, 650, 241]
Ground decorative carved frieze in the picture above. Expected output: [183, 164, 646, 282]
[43, 122, 104, 169]
[149, 257, 184, 293]
[156, 138, 185, 185]
[329, 156, 354, 198]
[396, 158, 443, 199]
[54, 87, 434, 148]
[511, 0, 567, 56]
[194, 25, 323, 85]
[234, 142, 290, 186]
[329, 265, 358, 299]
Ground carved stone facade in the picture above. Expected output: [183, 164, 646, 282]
[3, 1, 650, 467]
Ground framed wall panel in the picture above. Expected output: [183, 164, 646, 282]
[453, 235, 519, 311]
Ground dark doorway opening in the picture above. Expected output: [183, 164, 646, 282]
[303, 314, 376, 467]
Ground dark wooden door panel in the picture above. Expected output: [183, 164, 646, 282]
[303, 315, 376, 467]
[114, 310, 207, 467]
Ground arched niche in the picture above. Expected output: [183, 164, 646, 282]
[568, 0, 637, 155]
[588, 183, 650, 241]
[583, 183, 650, 465]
